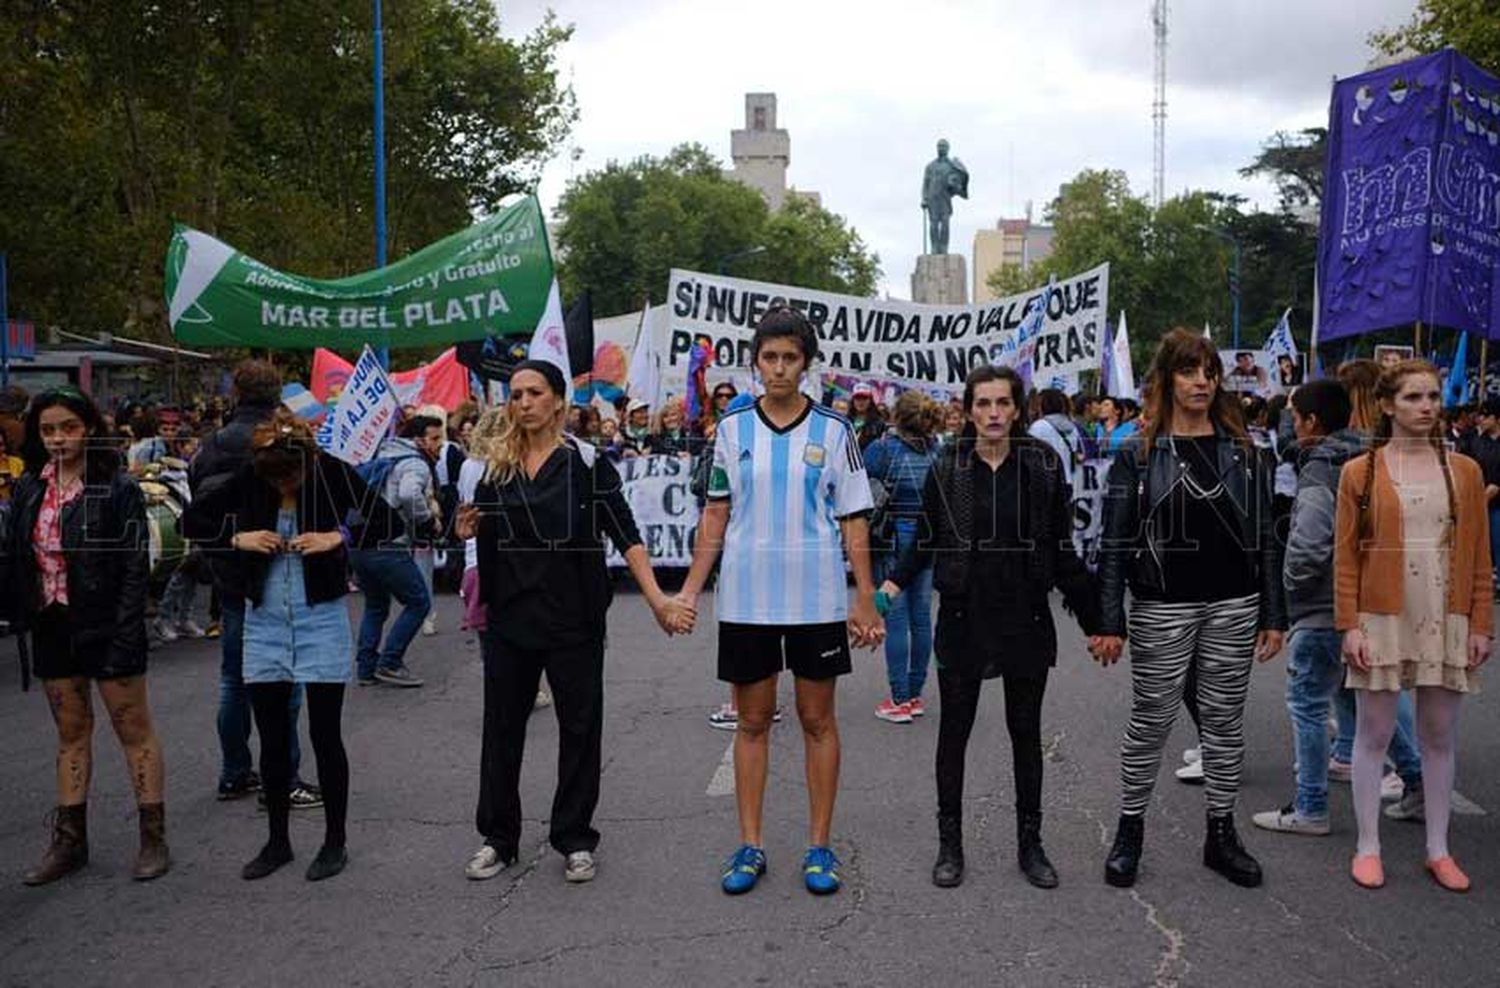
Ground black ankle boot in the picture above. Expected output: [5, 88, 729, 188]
[1104, 813, 1144, 888]
[1017, 811, 1058, 889]
[1204, 812, 1262, 887]
[932, 814, 964, 888]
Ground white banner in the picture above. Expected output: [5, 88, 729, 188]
[316, 346, 399, 465]
[662, 264, 1108, 392]
[1070, 455, 1114, 571]
[605, 454, 701, 567]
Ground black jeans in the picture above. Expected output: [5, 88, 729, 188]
[936, 666, 1049, 819]
[476, 631, 603, 856]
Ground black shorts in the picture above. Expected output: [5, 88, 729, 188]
[717, 622, 852, 684]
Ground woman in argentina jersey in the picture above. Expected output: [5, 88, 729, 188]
[678, 306, 885, 897]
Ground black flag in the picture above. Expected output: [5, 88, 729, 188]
[457, 290, 594, 391]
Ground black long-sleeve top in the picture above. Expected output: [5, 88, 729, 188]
[472, 438, 643, 649]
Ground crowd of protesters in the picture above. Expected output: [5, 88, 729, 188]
[1, 315, 1491, 901]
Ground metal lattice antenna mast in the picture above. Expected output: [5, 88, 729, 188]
[1151, 0, 1167, 209]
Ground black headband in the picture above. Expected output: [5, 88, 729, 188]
[512, 359, 567, 397]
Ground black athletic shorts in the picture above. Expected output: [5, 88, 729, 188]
[717, 621, 852, 684]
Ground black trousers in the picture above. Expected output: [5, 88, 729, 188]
[476, 632, 603, 857]
[936, 666, 1049, 820]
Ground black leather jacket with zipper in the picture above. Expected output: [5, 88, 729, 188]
[1096, 427, 1286, 637]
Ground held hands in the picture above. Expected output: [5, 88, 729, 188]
[232, 530, 284, 555]
[1089, 635, 1124, 666]
[1342, 629, 1371, 672]
[453, 503, 480, 541]
[650, 591, 698, 637]
[1254, 629, 1285, 663]
[848, 593, 885, 650]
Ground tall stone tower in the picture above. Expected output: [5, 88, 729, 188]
[731, 94, 792, 211]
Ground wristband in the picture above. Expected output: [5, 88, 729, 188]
[874, 590, 891, 616]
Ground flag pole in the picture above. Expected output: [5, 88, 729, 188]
[1481, 338, 1490, 402]
[373, 0, 389, 371]
[1414, 320, 1423, 355]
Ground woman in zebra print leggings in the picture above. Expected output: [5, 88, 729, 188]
[1093, 329, 1287, 889]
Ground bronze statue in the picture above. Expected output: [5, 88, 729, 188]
[921, 139, 969, 255]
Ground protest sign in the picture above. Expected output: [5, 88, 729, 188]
[661, 265, 1108, 392]
[603, 454, 700, 567]
[316, 347, 399, 465]
[165, 196, 554, 348]
[1070, 456, 1114, 570]
[1220, 349, 1276, 395]
[1318, 49, 1500, 342]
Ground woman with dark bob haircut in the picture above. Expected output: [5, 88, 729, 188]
[1093, 328, 1286, 890]
[6, 386, 168, 885]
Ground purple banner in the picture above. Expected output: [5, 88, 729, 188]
[1317, 49, 1500, 343]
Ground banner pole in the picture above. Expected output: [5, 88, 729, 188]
[0, 251, 9, 392]
[1414, 320, 1422, 355]
[1481, 338, 1490, 402]
[373, 0, 389, 371]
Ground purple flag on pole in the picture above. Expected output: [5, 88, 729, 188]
[1317, 48, 1500, 343]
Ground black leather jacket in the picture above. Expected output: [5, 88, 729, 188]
[1097, 428, 1287, 637]
[4, 469, 151, 674]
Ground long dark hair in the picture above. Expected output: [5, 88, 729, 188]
[960, 364, 1029, 442]
[1140, 328, 1246, 448]
[21, 386, 120, 482]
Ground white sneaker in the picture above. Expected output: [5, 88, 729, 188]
[564, 850, 596, 883]
[1251, 804, 1331, 836]
[1380, 772, 1406, 802]
[708, 703, 738, 730]
[1383, 786, 1425, 822]
[1175, 760, 1205, 784]
[177, 620, 207, 639]
[1182, 747, 1201, 764]
[421, 616, 437, 636]
[153, 619, 179, 643]
[465, 844, 511, 881]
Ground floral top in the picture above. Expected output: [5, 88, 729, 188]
[33, 461, 83, 606]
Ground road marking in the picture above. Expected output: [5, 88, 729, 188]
[706, 738, 736, 797]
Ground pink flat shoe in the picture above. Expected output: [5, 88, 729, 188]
[1350, 854, 1384, 889]
[1426, 856, 1470, 893]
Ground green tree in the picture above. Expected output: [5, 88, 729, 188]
[0, 1, 577, 345]
[1239, 128, 1327, 210]
[1373, 0, 1500, 73]
[554, 144, 880, 316]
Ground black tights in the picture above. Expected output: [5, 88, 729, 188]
[249, 682, 348, 851]
[936, 667, 1048, 819]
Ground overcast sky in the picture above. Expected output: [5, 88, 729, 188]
[498, 0, 1418, 306]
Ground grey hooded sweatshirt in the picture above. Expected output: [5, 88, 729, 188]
[1283, 428, 1368, 631]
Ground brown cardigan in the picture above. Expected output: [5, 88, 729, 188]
[1333, 446, 1493, 636]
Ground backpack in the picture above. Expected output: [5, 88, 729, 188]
[355, 453, 422, 508]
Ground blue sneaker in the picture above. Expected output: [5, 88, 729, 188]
[803, 846, 841, 895]
[721, 844, 767, 895]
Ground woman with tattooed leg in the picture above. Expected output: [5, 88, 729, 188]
[6, 387, 168, 885]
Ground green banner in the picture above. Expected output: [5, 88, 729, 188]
[165, 195, 554, 349]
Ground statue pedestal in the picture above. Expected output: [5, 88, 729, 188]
[911, 254, 968, 305]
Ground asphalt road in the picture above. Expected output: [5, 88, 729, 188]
[1, 590, 1496, 987]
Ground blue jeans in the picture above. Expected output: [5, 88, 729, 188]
[1332, 683, 1422, 788]
[351, 548, 432, 678]
[217, 596, 302, 788]
[880, 529, 933, 702]
[1490, 506, 1500, 583]
[1284, 628, 1344, 818]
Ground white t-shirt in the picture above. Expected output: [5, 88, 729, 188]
[457, 456, 486, 572]
[707, 399, 873, 625]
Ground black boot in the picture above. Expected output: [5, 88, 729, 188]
[1017, 811, 1058, 889]
[1203, 812, 1262, 888]
[932, 814, 964, 888]
[1104, 813, 1144, 888]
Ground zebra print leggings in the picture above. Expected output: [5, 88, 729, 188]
[1120, 593, 1260, 816]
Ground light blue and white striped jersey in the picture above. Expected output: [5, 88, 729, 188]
[707, 399, 873, 625]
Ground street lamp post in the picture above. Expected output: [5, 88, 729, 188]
[716, 245, 767, 275]
[1195, 225, 1242, 349]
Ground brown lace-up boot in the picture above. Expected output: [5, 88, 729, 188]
[133, 803, 170, 881]
[23, 804, 88, 886]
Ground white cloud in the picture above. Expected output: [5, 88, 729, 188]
[498, 0, 1418, 308]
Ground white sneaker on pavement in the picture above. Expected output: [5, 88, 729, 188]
[465, 844, 512, 881]
[421, 616, 437, 636]
[564, 850, 596, 883]
[1182, 747, 1201, 764]
[1252, 804, 1331, 836]
[1175, 759, 1205, 784]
